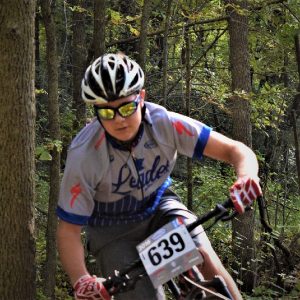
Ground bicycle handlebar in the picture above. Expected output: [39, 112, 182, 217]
[187, 197, 236, 232]
[102, 197, 239, 297]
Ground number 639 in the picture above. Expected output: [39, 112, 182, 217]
[148, 232, 186, 266]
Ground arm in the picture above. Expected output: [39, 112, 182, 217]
[203, 131, 259, 179]
[57, 219, 89, 285]
[203, 131, 262, 212]
[57, 220, 111, 300]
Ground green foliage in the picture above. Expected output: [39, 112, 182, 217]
[36, 139, 63, 161]
[251, 84, 288, 131]
[34, 0, 300, 298]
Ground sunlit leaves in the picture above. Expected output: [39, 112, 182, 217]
[107, 8, 123, 25]
[36, 139, 63, 161]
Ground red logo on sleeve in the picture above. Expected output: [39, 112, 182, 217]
[70, 183, 82, 208]
[95, 132, 105, 150]
[172, 121, 194, 136]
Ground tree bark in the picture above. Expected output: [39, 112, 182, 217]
[185, 29, 193, 210]
[71, 0, 87, 132]
[162, 0, 173, 107]
[0, 1, 36, 298]
[41, 0, 61, 298]
[93, 0, 106, 58]
[225, 0, 256, 292]
[138, 0, 153, 70]
[293, 34, 300, 191]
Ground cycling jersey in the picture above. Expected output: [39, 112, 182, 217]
[56, 102, 212, 226]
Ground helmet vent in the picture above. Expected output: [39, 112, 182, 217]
[88, 72, 103, 97]
[129, 73, 138, 88]
[83, 92, 95, 100]
[101, 68, 114, 98]
[108, 61, 115, 69]
[116, 65, 125, 95]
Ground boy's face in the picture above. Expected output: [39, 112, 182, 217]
[95, 90, 145, 142]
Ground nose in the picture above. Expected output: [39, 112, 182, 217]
[114, 111, 125, 121]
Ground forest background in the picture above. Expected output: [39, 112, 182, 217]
[0, 0, 300, 299]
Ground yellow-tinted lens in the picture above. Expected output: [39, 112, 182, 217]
[98, 108, 115, 120]
[119, 102, 137, 117]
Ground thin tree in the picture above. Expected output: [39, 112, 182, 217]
[225, 0, 256, 292]
[71, 0, 87, 131]
[162, 0, 173, 107]
[93, 0, 106, 58]
[138, 0, 153, 70]
[41, 0, 61, 298]
[292, 34, 300, 191]
[0, 0, 36, 298]
[185, 30, 193, 210]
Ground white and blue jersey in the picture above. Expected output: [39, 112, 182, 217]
[56, 102, 212, 226]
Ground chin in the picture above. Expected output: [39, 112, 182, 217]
[118, 135, 135, 142]
[114, 129, 138, 142]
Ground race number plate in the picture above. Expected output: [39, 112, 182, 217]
[137, 218, 203, 288]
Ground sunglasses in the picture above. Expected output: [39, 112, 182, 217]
[95, 95, 141, 120]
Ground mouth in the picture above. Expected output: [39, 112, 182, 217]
[116, 126, 128, 131]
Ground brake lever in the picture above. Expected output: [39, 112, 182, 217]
[105, 267, 147, 295]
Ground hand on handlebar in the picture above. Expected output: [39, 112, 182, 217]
[74, 274, 111, 300]
[229, 176, 262, 214]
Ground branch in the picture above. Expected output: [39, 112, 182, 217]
[250, 0, 287, 11]
[281, 2, 300, 23]
[257, 197, 294, 270]
[107, 16, 229, 47]
[165, 28, 228, 97]
[87, 0, 287, 64]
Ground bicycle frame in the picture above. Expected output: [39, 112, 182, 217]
[102, 197, 240, 299]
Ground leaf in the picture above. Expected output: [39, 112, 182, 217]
[236, 279, 244, 285]
[108, 9, 123, 25]
[36, 146, 52, 161]
[129, 25, 140, 36]
[39, 151, 52, 161]
[264, 242, 276, 251]
[35, 88, 47, 95]
[69, 5, 87, 13]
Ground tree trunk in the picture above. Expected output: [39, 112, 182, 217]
[225, 0, 256, 293]
[71, 0, 87, 132]
[185, 30, 193, 210]
[292, 109, 300, 192]
[162, 0, 173, 107]
[293, 34, 300, 191]
[93, 0, 106, 58]
[35, 6, 41, 88]
[41, 0, 61, 298]
[0, 1, 36, 299]
[138, 0, 152, 70]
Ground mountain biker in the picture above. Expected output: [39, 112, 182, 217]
[56, 53, 262, 300]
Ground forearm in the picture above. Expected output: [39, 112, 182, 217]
[203, 131, 259, 179]
[57, 220, 90, 285]
[229, 141, 259, 179]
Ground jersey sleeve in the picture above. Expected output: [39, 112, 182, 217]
[56, 126, 109, 225]
[168, 111, 212, 160]
[56, 147, 96, 225]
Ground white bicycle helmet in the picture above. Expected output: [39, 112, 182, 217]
[81, 53, 145, 104]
